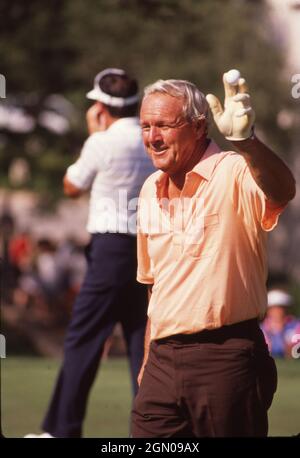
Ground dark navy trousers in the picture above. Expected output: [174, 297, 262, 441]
[42, 233, 148, 438]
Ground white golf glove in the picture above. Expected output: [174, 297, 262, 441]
[206, 74, 255, 141]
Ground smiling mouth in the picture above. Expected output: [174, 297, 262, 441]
[152, 148, 168, 156]
[150, 142, 168, 156]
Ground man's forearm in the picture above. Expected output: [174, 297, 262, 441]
[137, 286, 152, 386]
[137, 319, 151, 386]
[63, 175, 84, 198]
[143, 285, 153, 364]
[232, 136, 296, 204]
[143, 318, 151, 366]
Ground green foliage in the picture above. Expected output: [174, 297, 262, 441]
[290, 280, 300, 317]
[0, 0, 294, 197]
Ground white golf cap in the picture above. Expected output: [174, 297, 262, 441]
[267, 289, 293, 307]
[86, 68, 139, 107]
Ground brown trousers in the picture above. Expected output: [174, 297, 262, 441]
[131, 319, 277, 437]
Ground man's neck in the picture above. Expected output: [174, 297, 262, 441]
[105, 114, 120, 129]
[169, 137, 210, 193]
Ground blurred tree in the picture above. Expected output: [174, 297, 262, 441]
[0, 0, 295, 199]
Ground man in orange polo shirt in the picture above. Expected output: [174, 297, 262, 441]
[131, 74, 296, 437]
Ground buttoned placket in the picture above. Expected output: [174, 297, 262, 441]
[156, 172, 204, 258]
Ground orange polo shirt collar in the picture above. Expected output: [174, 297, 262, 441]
[154, 140, 222, 202]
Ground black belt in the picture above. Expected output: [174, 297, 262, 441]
[155, 318, 261, 345]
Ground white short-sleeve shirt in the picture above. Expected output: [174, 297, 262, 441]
[66, 117, 154, 235]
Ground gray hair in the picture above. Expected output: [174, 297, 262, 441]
[143, 79, 210, 127]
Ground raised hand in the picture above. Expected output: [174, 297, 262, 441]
[206, 73, 255, 141]
[86, 102, 107, 134]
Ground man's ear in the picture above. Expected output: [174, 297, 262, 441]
[96, 101, 105, 113]
[194, 119, 206, 140]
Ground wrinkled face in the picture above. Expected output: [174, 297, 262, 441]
[140, 93, 202, 176]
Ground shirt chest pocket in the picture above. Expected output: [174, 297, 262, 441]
[183, 213, 220, 258]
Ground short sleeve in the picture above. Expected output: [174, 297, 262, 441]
[233, 156, 286, 232]
[66, 133, 107, 190]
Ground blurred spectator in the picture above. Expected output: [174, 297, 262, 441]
[55, 238, 86, 295]
[9, 230, 33, 281]
[6, 233, 86, 326]
[55, 238, 86, 316]
[261, 289, 300, 358]
[35, 239, 59, 302]
[0, 204, 16, 302]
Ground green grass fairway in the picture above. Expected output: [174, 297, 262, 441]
[1, 357, 132, 438]
[1, 357, 299, 437]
